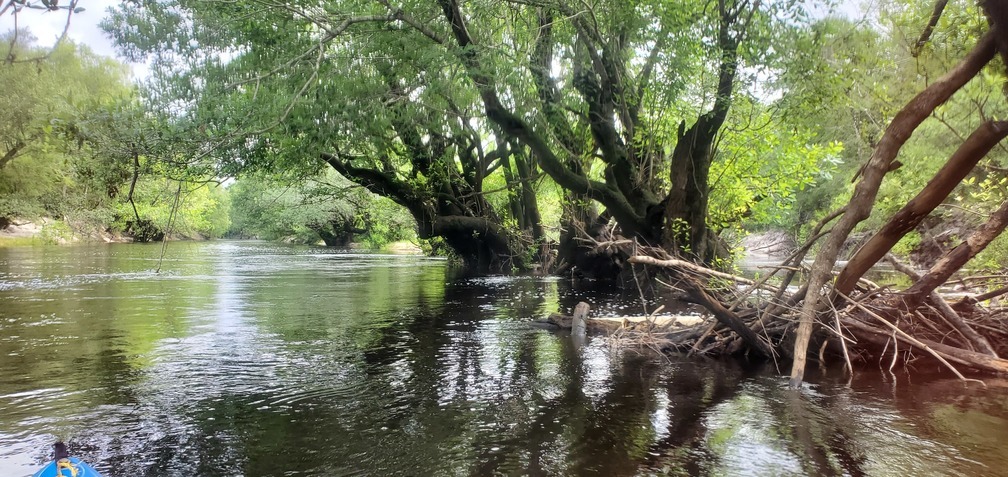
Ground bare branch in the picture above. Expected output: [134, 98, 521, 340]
[911, 0, 948, 57]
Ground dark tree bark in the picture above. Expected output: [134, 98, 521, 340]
[662, 3, 739, 262]
[435, 0, 748, 269]
[788, 32, 997, 387]
[513, 151, 544, 242]
[911, 0, 949, 57]
[834, 120, 1008, 294]
[322, 151, 518, 271]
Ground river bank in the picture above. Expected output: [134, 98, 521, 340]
[0, 218, 133, 246]
[0, 219, 424, 254]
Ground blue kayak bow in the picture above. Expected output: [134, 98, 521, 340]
[32, 442, 103, 477]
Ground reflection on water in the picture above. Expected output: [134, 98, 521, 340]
[1, 242, 1006, 476]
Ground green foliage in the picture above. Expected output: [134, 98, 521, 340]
[356, 197, 416, 249]
[37, 220, 73, 244]
[0, 33, 131, 169]
[108, 178, 231, 239]
[890, 231, 921, 257]
[227, 177, 316, 243]
[100, 0, 830, 269]
[0, 34, 141, 233]
[773, 2, 1008, 272]
[0, 196, 45, 220]
[95, 0, 1007, 273]
[710, 103, 843, 232]
[228, 172, 416, 248]
[972, 234, 1008, 271]
[0, 30, 242, 243]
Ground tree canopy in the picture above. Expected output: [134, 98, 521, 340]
[103, 0, 833, 272]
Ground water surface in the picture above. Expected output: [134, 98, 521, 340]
[1, 242, 1006, 476]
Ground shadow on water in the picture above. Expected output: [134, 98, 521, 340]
[1, 242, 1007, 476]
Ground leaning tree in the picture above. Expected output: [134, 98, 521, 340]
[108, 0, 552, 271]
[622, 0, 1008, 386]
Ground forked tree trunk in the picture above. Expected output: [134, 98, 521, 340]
[661, 7, 738, 263]
[664, 119, 719, 261]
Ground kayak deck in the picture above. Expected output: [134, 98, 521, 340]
[32, 457, 103, 477]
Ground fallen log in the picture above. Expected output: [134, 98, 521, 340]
[621, 244, 1008, 380]
[679, 278, 773, 358]
[539, 308, 704, 334]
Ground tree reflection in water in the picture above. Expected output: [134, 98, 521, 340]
[1, 243, 1006, 476]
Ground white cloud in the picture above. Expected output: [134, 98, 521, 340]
[1, 0, 145, 76]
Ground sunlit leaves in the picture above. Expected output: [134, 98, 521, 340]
[228, 170, 416, 246]
[0, 36, 137, 224]
[709, 104, 843, 231]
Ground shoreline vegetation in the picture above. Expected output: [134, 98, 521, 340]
[6, 189, 1008, 384]
[3, 0, 1007, 388]
[9, 217, 1006, 383]
[0, 218, 424, 254]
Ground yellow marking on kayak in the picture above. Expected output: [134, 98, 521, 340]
[56, 458, 78, 477]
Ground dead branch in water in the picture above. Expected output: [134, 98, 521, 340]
[617, 233, 1008, 381]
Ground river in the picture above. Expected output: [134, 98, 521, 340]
[1, 241, 1006, 476]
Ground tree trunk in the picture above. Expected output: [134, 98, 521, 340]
[554, 198, 623, 278]
[788, 32, 997, 387]
[834, 120, 1008, 294]
[323, 152, 521, 272]
[434, 215, 516, 272]
[664, 119, 718, 261]
[0, 140, 26, 170]
[499, 153, 524, 230]
[902, 196, 1008, 306]
[660, 7, 738, 263]
[514, 152, 544, 242]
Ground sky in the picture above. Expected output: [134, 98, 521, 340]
[1, 0, 132, 69]
[2, 0, 870, 81]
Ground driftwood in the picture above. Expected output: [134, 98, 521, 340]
[624, 248, 1008, 380]
[540, 302, 703, 334]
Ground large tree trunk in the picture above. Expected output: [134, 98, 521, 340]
[322, 152, 522, 272]
[660, 5, 738, 263]
[554, 198, 624, 278]
[514, 152, 544, 242]
[434, 215, 515, 272]
[663, 119, 719, 261]
[788, 32, 997, 387]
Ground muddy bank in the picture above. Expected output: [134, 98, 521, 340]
[741, 229, 797, 257]
[1, 218, 138, 244]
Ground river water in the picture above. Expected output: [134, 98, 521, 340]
[1, 242, 1007, 476]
